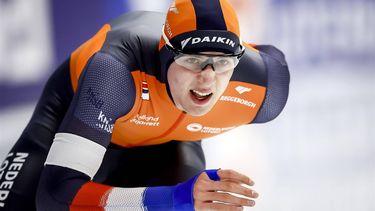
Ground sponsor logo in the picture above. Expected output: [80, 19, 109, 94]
[187, 123, 203, 132]
[165, 20, 173, 38]
[86, 87, 104, 109]
[96, 111, 114, 133]
[181, 37, 192, 50]
[220, 96, 256, 108]
[187, 123, 235, 134]
[0, 152, 29, 207]
[181, 36, 236, 49]
[235, 86, 252, 94]
[130, 114, 160, 127]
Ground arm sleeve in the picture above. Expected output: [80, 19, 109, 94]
[0, 59, 73, 210]
[36, 52, 199, 211]
[252, 45, 290, 123]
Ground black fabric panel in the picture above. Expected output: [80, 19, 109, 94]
[231, 47, 267, 86]
[0, 59, 73, 210]
[36, 165, 89, 211]
[105, 11, 164, 78]
[252, 45, 290, 123]
[191, 0, 227, 30]
[255, 45, 288, 66]
[94, 141, 205, 187]
[59, 52, 136, 147]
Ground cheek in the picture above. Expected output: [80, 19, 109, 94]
[168, 65, 194, 96]
[170, 72, 188, 91]
[216, 71, 233, 90]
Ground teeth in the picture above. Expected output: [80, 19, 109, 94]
[192, 90, 211, 97]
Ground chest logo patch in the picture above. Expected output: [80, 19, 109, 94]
[130, 114, 160, 127]
[186, 123, 235, 134]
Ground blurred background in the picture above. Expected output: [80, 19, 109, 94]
[0, 0, 374, 210]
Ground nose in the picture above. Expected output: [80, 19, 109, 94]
[197, 64, 215, 84]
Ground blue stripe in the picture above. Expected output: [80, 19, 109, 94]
[191, 0, 227, 30]
[143, 186, 175, 210]
[205, 169, 220, 181]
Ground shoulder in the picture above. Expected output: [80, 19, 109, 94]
[232, 44, 290, 123]
[100, 11, 166, 72]
[231, 44, 267, 86]
[252, 44, 290, 123]
[255, 45, 287, 67]
[233, 43, 289, 87]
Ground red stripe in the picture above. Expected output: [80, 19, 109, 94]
[70, 181, 112, 211]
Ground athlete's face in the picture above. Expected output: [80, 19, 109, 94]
[167, 53, 234, 116]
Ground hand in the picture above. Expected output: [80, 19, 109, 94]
[193, 169, 258, 211]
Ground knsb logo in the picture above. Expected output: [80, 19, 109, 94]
[96, 111, 114, 133]
[181, 36, 236, 50]
[235, 86, 252, 94]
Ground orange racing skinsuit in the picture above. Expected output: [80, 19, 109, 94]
[0, 11, 289, 211]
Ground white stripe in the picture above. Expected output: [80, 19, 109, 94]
[104, 187, 146, 211]
[45, 133, 106, 179]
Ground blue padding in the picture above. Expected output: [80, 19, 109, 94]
[144, 169, 220, 211]
[173, 169, 220, 210]
[174, 175, 199, 211]
[144, 186, 175, 210]
[205, 169, 220, 181]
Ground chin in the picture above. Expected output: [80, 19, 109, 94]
[185, 104, 214, 116]
[187, 110, 209, 117]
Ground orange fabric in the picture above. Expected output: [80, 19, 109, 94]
[111, 71, 187, 147]
[111, 71, 266, 148]
[70, 24, 111, 91]
[158, 35, 166, 50]
[219, 0, 241, 37]
[169, 81, 266, 141]
[137, 112, 186, 146]
[165, 0, 197, 40]
[70, 182, 112, 210]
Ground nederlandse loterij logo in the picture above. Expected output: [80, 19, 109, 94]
[235, 86, 252, 94]
[187, 123, 203, 132]
[187, 123, 235, 134]
[181, 36, 236, 49]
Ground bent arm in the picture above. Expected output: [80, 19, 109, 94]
[37, 137, 185, 210]
[35, 52, 201, 211]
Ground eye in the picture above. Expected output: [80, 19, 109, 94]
[184, 57, 201, 64]
[217, 59, 229, 66]
[215, 58, 234, 67]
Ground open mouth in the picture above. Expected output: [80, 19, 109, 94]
[190, 89, 213, 104]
